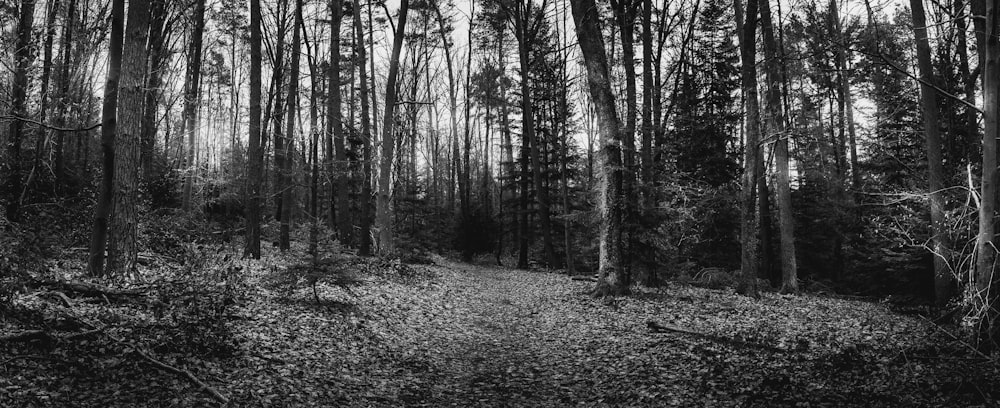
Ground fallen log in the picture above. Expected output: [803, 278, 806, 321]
[646, 320, 790, 353]
[571, 276, 597, 282]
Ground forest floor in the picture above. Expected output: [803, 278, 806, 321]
[2, 243, 999, 407]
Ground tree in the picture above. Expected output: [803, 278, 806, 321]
[106, 0, 152, 277]
[278, 0, 304, 251]
[4, 0, 36, 222]
[88, 0, 125, 275]
[245, 0, 264, 259]
[734, 0, 761, 297]
[354, 0, 374, 256]
[759, 0, 797, 293]
[181, 0, 207, 212]
[975, 0, 999, 349]
[329, 0, 349, 246]
[907, 0, 949, 306]
[570, 0, 627, 296]
[376, 0, 410, 256]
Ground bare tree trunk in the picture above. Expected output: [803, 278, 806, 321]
[106, 0, 151, 277]
[23, 0, 60, 202]
[329, 0, 349, 246]
[354, 0, 374, 256]
[244, 0, 264, 259]
[279, 0, 303, 251]
[735, 0, 761, 298]
[376, 0, 409, 256]
[975, 0, 998, 349]
[54, 0, 77, 179]
[181, 0, 206, 212]
[88, 0, 123, 275]
[571, 0, 628, 296]
[761, 0, 797, 293]
[140, 0, 168, 183]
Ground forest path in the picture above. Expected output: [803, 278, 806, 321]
[225, 256, 995, 407]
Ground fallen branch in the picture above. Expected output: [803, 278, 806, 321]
[0, 330, 54, 344]
[646, 320, 790, 353]
[571, 276, 597, 282]
[133, 347, 230, 404]
[27, 278, 144, 299]
[919, 315, 993, 361]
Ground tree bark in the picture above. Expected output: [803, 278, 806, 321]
[571, 0, 628, 296]
[88, 0, 123, 275]
[106, 0, 151, 277]
[140, 0, 168, 183]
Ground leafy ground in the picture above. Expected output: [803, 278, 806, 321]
[2, 245, 998, 407]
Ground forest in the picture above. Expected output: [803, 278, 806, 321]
[1, 0, 1000, 406]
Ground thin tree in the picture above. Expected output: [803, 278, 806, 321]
[570, 0, 628, 296]
[329, 0, 350, 245]
[376, 0, 410, 256]
[106, 0, 151, 277]
[88, 0, 124, 275]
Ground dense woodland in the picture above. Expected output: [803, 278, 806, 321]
[2, 0, 1000, 405]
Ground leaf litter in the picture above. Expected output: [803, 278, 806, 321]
[2, 248, 998, 407]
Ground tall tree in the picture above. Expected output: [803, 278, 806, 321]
[4, 0, 37, 222]
[278, 0, 304, 251]
[734, 0, 761, 297]
[571, 0, 627, 296]
[354, 0, 374, 256]
[106, 0, 152, 276]
[245, 0, 264, 259]
[760, 0, 797, 293]
[376, 0, 410, 256]
[975, 0, 999, 349]
[329, 0, 349, 245]
[181, 0, 207, 212]
[908, 0, 949, 306]
[88, 0, 125, 275]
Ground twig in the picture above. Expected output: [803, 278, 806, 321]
[0, 330, 53, 343]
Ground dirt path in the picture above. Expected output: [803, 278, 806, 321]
[223, 258, 995, 407]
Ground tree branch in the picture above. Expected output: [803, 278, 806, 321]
[0, 115, 101, 132]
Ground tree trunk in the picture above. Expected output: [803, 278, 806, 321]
[280, 0, 303, 251]
[571, 0, 628, 297]
[515, 6, 557, 268]
[975, 0, 999, 349]
[353, 0, 373, 256]
[641, 0, 654, 205]
[106, 0, 151, 277]
[376, 0, 409, 256]
[54, 0, 77, 180]
[4, 0, 36, 222]
[140, 0, 168, 183]
[24, 0, 60, 202]
[244, 0, 264, 259]
[88, 0, 123, 275]
[329, 0, 349, 246]
[761, 0, 797, 293]
[181, 0, 206, 212]
[735, 0, 761, 298]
